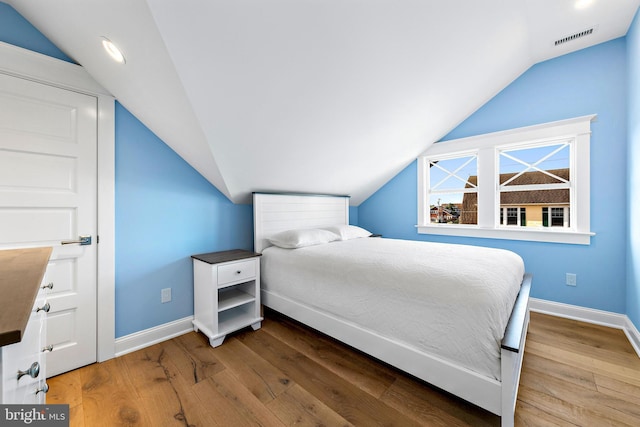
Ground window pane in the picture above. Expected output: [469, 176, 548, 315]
[428, 155, 477, 225]
[429, 156, 477, 192]
[428, 193, 476, 224]
[499, 143, 570, 184]
[498, 141, 571, 228]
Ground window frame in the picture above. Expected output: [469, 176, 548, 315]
[417, 115, 595, 245]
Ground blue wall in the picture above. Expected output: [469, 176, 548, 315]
[0, 3, 73, 62]
[360, 38, 629, 315]
[628, 10, 640, 327]
[0, 2, 254, 338]
[115, 104, 253, 336]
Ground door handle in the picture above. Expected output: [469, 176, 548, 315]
[61, 235, 92, 246]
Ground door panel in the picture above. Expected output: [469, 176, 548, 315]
[0, 72, 97, 377]
[0, 150, 77, 190]
[0, 208, 76, 243]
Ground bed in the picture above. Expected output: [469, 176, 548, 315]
[253, 192, 531, 427]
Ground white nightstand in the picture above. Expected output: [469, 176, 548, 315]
[191, 249, 262, 347]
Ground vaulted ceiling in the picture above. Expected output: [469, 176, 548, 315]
[8, 0, 639, 204]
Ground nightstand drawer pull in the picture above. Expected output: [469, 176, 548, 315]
[42, 345, 54, 353]
[17, 362, 40, 380]
[218, 259, 256, 285]
[36, 383, 49, 395]
[42, 282, 54, 290]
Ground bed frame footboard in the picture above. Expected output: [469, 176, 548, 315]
[261, 272, 532, 424]
[500, 273, 532, 427]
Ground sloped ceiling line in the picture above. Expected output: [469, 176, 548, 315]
[7, 0, 639, 205]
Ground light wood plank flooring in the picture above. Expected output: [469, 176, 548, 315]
[47, 311, 640, 426]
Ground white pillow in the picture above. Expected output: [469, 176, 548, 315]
[267, 228, 339, 249]
[322, 224, 372, 240]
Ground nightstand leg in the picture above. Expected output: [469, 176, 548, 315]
[209, 336, 225, 347]
[250, 321, 261, 331]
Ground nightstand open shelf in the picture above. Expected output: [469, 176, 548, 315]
[192, 250, 262, 348]
[218, 283, 255, 312]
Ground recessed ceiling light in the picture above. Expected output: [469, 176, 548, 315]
[575, 0, 595, 10]
[101, 37, 126, 64]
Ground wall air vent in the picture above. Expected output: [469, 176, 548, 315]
[554, 28, 594, 46]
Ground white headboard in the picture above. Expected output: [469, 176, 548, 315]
[253, 193, 350, 253]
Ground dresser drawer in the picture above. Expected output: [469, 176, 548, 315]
[2, 310, 45, 404]
[217, 259, 256, 286]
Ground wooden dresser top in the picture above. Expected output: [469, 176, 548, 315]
[0, 247, 52, 348]
[192, 249, 261, 265]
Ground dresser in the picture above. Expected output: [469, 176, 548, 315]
[0, 247, 52, 404]
[192, 249, 262, 347]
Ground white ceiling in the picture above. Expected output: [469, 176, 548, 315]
[7, 0, 639, 204]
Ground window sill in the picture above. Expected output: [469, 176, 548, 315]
[416, 224, 594, 245]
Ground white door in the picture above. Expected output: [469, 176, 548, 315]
[0, 72, 97, 377]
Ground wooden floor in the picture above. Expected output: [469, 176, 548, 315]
[47, 311, 640, 426]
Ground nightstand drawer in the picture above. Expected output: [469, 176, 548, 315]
[217, 259, 256, 286]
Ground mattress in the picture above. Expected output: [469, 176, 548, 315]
[261, 237, 525, 380]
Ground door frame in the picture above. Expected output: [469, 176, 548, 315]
[0, 40, 116, 363]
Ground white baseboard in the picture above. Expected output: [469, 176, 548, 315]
[625, 317, 640, 357]
[111, 301, 640, 360]
[114, 316, 194, 357]
[530, 298, 640, 357]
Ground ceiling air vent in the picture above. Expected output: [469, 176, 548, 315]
[554, 28, 594, 46]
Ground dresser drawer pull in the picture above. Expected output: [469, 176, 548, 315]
[36, 302, 50, 313]
[41, 282, 54, 290]
[236, 270, 242, 274]
[42, 345, 54, 353]
[36, 383, 49, 395]
[17, 362, 40, 380]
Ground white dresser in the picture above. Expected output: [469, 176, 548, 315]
[192, 249, 262, 347]
[0, 247, 51, 404]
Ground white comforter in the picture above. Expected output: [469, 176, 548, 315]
[261, 237, 525, 380]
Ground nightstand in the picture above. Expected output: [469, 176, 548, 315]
[191, 249, 262, 347]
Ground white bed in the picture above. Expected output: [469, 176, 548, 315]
[253, 193, 531, 427]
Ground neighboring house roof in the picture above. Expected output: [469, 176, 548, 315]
[502, 168, 569, 205]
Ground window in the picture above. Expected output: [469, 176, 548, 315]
[417, 115, 595, 244]
[505, 207, 519, 226]
[498, 140, 570, 229]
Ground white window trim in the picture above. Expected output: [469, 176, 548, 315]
[417, 115, 596, 245]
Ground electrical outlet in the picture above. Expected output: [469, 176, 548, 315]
[161, 287, 172, 303]
[566, 273, 577, 287]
